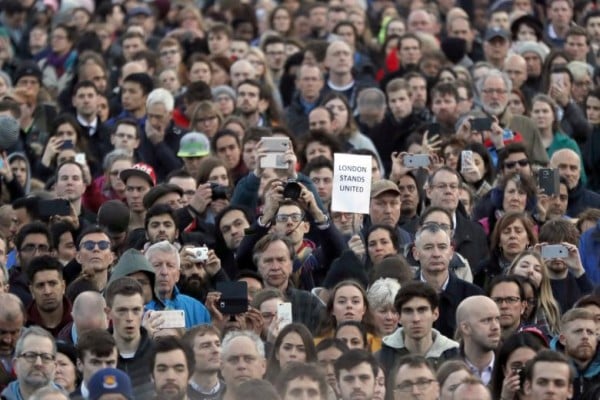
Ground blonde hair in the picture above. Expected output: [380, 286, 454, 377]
[508, 250, 561, 335]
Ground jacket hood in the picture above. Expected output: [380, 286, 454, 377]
[382, 327, 459, 357]
[550, 336, 600, 378]
[108, 248, 155, 287]
[7, 152, 31, 193]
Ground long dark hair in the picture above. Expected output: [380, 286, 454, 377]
[265, 323, 317, 382]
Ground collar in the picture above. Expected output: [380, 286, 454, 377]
[190, 379, 221, 394]
[81, 381, 89, 399]
[327, 79, 355, 91]
[464, 353, 495, 382]
[76, 114, 98, 134]
[420, 272, 450, 291]
[71, 323, 78, 344]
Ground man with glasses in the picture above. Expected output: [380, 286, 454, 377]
[334, 350, 378, 400]
[25, 256, 71, 337]
[412, 224, 482, 338]
[71, 227, 114, 291]
[1, 326, 58, 399]
[0, 293, 24, 390]
[425, 167, 488, 272]
[478, 69, 548, 166]
[10, 222, 52, 306]
[486, 275, 527, 340]
[110, 119, 141, 158]
[389, 355, 439, 400]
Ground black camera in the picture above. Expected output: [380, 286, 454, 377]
[283, 180, 302, 200]
[210, 182, 229, 201]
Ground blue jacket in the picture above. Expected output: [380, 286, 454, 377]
[146, 286, 211, 328]
[550, 336, 600, 399]
[580, 220, 600, 285]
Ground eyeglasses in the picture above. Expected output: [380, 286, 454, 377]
[504, 159, 529, 169]
[422, 221, 452, 231]
[20, 244, 50, 254]
[18, 352, 55, 364]
[80, 240, 111, 251]
[482, 88, 508, 95]
[526, 297, 537, 305]
[275, 213, 304, 223]
[394, 379, 436, 392]
[492, 296, 521, 305]
[110, 170, 124, 177]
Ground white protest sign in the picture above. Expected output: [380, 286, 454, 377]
[331, 153, 372, 214]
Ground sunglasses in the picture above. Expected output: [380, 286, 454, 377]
[80, 240, 111, 251]
[504, 159, 529, 169]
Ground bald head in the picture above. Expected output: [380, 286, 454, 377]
[0, 293, 24, 321]
[72, 291, 108, 332]
[504, 54, 527, 89]
[550, 149, 581, 189]
[453, 378, 491, 400]
[456, 295, 501, 351]
[230, 60, 257, 88]
[457, 295, 498, 324]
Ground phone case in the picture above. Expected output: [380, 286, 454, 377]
[278, 302, 293, 328]
[157, 310, 186, 329]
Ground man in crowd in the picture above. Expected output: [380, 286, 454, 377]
[523, 350, 574, 400]
[220, 331, 266, 400]
[0, 293, 24, 389]
[334, 350, 377, 400]
[285, 64, 325, 137]
[276, 362, 328, 400]
[183, 325, 225, 399]
[150, 336, 193, 400]
[57, 291, 107, 345]
[487, 276, 527, 339]
[388, 355, 440, 400]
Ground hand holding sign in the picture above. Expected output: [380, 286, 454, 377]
[331, 153, 372, 214]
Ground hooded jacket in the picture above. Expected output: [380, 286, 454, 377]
[549, 336, 600, 399]
[377, 327, 459, 374]
[108, 248, 155, 289]
[115, 327, 155, 400]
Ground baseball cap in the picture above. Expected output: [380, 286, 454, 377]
[484, 27, 510, 42]
[97, 200, 130, 235]
[371, 179, 401, 198]
[127, 5, 152, 20]
[143, 183, 184, 210]
[88, 368, 134, 400]
[177, 132, 210, 158]
[119, 163, 157, 187]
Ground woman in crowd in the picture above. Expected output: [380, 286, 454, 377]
[39, 24, 77, 97]
[457, 142, 495, 202]
[186, 54, 212, 86]
[366, 225, 400, 266]
[268, 6, 294, 37]
[55, 342, 79, 394]
[298, 130, 343, 169]
[189, 101, 223, 139]
[509, 89, 528, 116]
[441, 137, 467, 171]
[475, 212, 538, 289]
[366, 278, 400, 340]
[196, 156, 232, 223]
[82, 150, 133, 213]
[508, 250, 562, 335]
[335, 320, 369, 350]
[436, 360, 473, 400]
[491, 331, 548, 400]
[266, 323, 317, 383]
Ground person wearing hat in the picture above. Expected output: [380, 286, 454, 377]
[108, 248, 156, 304]
[120, 163, 156, 231]
[483, 27, 511, 69]
[87, 367, 133, 400]
[97, 200, 130, 256]
[212, 85, 237, 118]
[177, 131, 210, 178]
[516, 41, 548, 94]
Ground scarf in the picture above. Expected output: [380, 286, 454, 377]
[292, 240, 319, 291]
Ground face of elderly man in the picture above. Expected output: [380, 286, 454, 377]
[480, 75, 510, 116]
[358, 89, 386, 126]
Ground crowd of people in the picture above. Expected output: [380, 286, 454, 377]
[0, 0, 599, 399]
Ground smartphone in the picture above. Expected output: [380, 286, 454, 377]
[537, 168, 560, 196]
[155, 310, 186, 329]
[278, 302, 293, 328]
[261, 137, 291, 152]
[75, 153, 86, 165]
[512, 367, 526, 389]
[37, 199, 71, 218]
[403, 154, 430, 168]
[460, 150, 474, 173]
[427, 122, 441, 135]
[541, 244, 569, 259]
[216, 281, 249, 315]
[60, 140, 74, 150]
[470, 117, 492, 132]
[260, 153, 288, 169]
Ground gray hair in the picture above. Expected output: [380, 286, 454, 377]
[357, 88, 386, 110]
[476, 68, 512, 96]
[146, 88, 175, 112]
[145, 240, 180, 269]
[72, 291, 106, 319]
[367, 278, 401, 310]
[14, 326, 56, 359]
[0, 292, 25, 321]
[567, 60, 593, 81]
[30, 386, 69, 400]
[102, 148, 134, 172]
[222, 330, 265, 359]
[414, 223, 451, 248]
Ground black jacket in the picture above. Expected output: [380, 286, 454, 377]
[454, 208, 489, 272]
[116, 328, 155, 399]
[137, 120, 185, 182]
[283, 92, 322, 138]
[567, 181, 600, 218]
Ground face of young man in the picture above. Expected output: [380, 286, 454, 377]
[337, 362, 376, 400]
[30, 269, 65, 313]
[78, 348, 118, 385]
[218, 209, 250, 251]
[524, 362, 573, 400]
[192, 332, 221, 373]
[153, 349, 190, 400]
[146, 214, 178, 244]
[398, 297, 438, 341]
[73, 86, 98, 119]
[108, 293, 144, 342]
[55, 163, 86, 202]
[284, 376, 323, 400]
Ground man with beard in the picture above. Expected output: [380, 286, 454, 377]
[236, 80, 267, 128]
[178, 245, 228, 303]
[140, 204, 180, 251]
[397, 173, 421, 236]
[151, 337, 194, 400]
[456, 296, 501, 385]
[220, 331, 266, 400]
[539, 220, 593, 311]
[0, 293, 24, 390]
[430, 83, 459, 136]
[477, 69, 548, 166]
[105, 277, 154, 399]
[1, 326, 58, 399]
[487, 276, 527, 340]
[25, 256, 71, 337]
[553, 308, 600, 399]
[334, 350, 377, 400]
[183, 325, 225, 400]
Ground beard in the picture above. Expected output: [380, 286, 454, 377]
[482, 101, 506, 116]
[178, 275, 206, 300]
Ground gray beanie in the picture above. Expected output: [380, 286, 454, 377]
[515, 41, 549, 62]
[212, 85, 237, 101]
